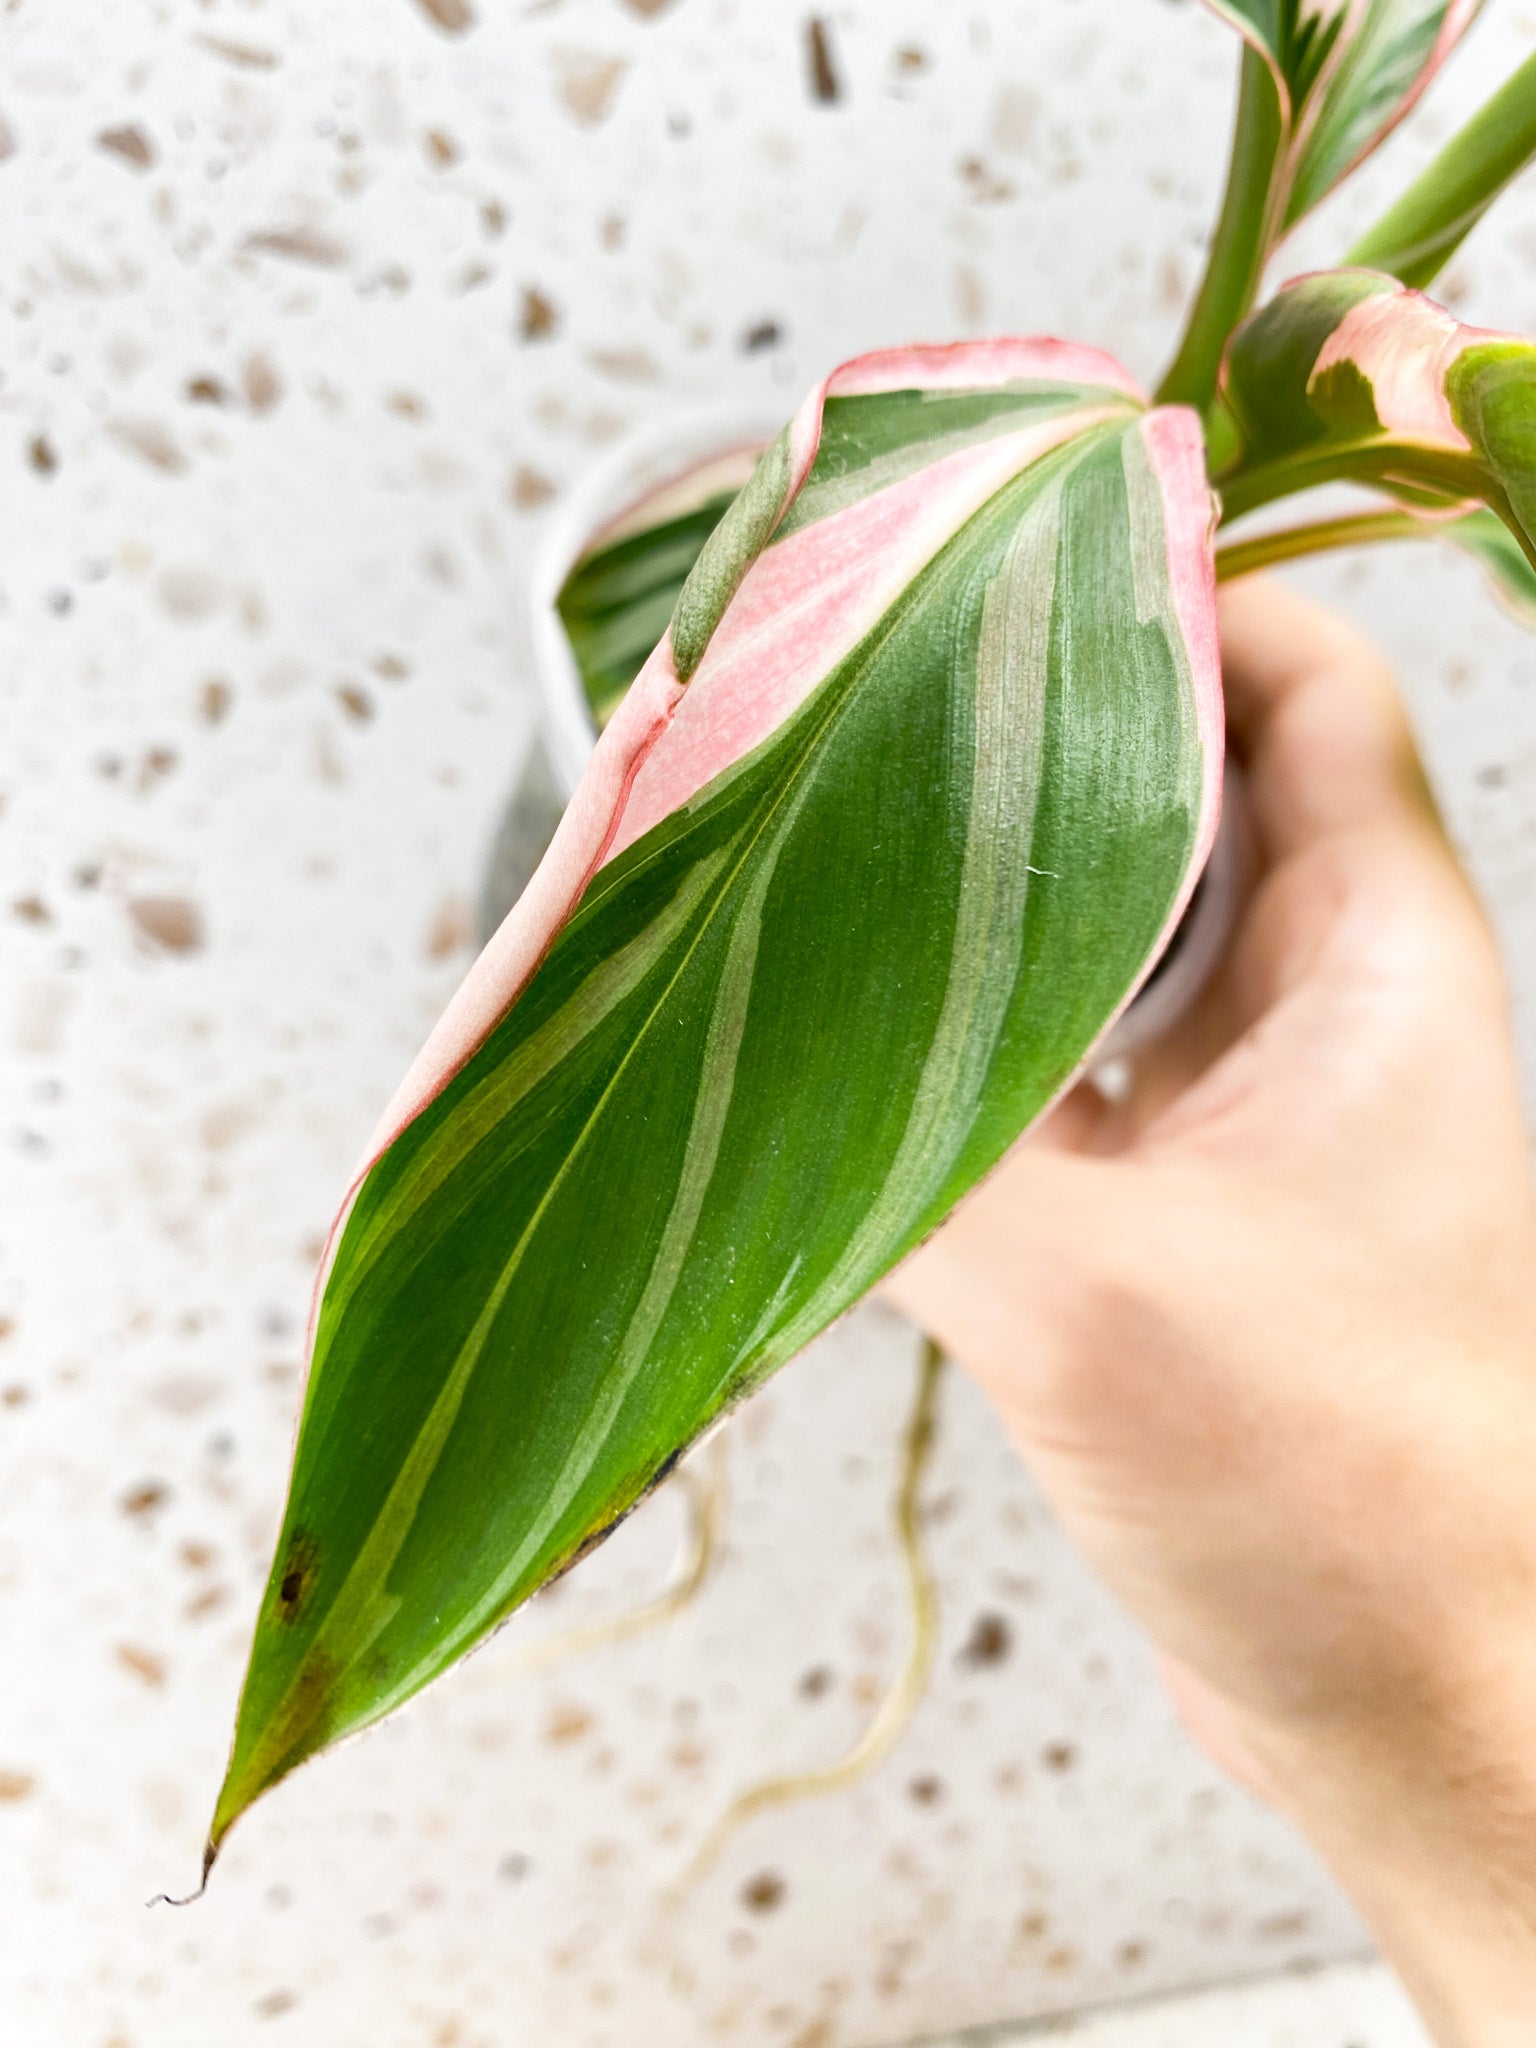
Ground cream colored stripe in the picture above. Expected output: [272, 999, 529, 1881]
[760, 469, 1064, 1371]
[317, 729, 831, 1725]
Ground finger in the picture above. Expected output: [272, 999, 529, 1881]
[1217, 576, 1444, 862]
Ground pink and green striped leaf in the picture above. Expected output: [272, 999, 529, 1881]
[556, 446, 759, 729]
[210, 342, 1223, 1860]
[1203, 1, 1482, 224]
[1219, 267, 1536, 564]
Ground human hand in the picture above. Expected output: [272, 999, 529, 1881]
[885, 578, 1536, 2047]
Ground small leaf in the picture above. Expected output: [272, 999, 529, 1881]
[1201, 1, 1483, 225]
[1219, 267, 1536, 567]
[213, 341, 1223, 1857]
[1347, 47, 1536, 287]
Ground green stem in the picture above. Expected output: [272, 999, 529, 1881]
[1216, 508, 1428, 581]
[1215, 440, 1485, 523]
[1346, 49, 1536, 290]
[1155, 45, 1286, 414]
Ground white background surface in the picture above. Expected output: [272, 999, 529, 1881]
[4, 0, 1534, 2042]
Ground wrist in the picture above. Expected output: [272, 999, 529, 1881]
[1248, 1649, 1536, 2047]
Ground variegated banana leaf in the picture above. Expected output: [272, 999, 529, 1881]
[556, 445, 758, 729]
[1203, 0, 1482, 226]
[1219, 267, 1536, 565]
[210, 341, 1223, 1862]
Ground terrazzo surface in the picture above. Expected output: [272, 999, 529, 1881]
[4, 0, 1535, 2042]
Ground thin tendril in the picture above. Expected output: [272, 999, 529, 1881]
[677, 1338, 947, 1891]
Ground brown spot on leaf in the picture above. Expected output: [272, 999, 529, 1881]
[243, 354, 283, 413]
[805, 20, 842, 104]
[116, 1643, 167, 1688]
[98, 124, 155, 170]
[1, 1385, 28, 1408]
[121, 1480, 170, 1518]
[0, 1770, 35, 1801]
[373, 652, 410, 681]
[908, 1773, 943, 1805]
[519, 285, 559, 341]
[12, 896, 50, 926]
[413, 0, 475, 30]
[28, 434, 56, 475]
[423, 128, 459, 168]
[1117, 1938, 1149, 1969]
[128, 896, 204, 953]
[185, 1584, 229, 1620]
[554, 50, 628, 127]
[741, 1869, 785, 1913]
[622, 0, 676, 13]
[959, 1611, 1012, 1667]
[254, 1989, 298, 2020]
[893, 45, 929, 72]
[798, 1663, 834, 1698]
[185, 375, 229, 405]
[741, 318, 784, 354]
[244, 226, 347, 269]
[1042, 1740, 1077, 1773]
[1018, 1910, 1049, 1941]
[274, 1529, 320, 1624]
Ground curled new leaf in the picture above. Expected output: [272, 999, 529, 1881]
[1219, 267, 1536, 567]
[212, 342, 1223, 1858]
[1203, 1, 1483, 225]
[556, 447, 756, 729]
[1347, 47, 1536, 287]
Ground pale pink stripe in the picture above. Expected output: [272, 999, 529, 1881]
[606, 409, 1129, 860]
[1310, 285, 1511, 450]
[1142, 407, 1224, 894]
[827, 336, 1144, 402]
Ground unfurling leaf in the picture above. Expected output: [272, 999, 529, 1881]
[1219, 267, 1536, 565]
[1347, 48, 1536, 288]
[213, 341, 1223, 1856]
[1203, 1, 1483, 225]
[556, 446, 758, 728]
